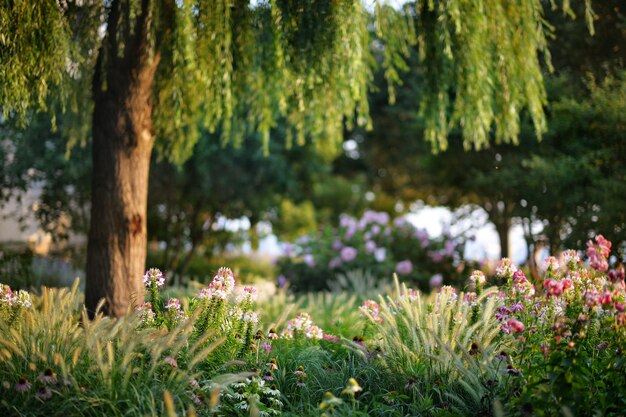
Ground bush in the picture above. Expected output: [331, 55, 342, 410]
[277, 210, 478, 291]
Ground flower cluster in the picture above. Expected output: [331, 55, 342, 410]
[0, 283, 32, 322]
[165, 298, 187, 323]
[136, 302, 156, 327]
[587, 234, 612, 272]
[143, 268, 165, 288]
[280, 312, 324, 340]
[0, 283, 32, 308]
[359, 299, 383, 324]
[278, 210, 478, 291]
[199, 267, 236, 300]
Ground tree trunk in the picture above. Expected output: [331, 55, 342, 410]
[85, 0, 158, 317]
[495, 218, 511, 259]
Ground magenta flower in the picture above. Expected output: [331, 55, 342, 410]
[341, 247, 357, 262]
[507, 318, 525, 334]
[587, 235, 612, 272]
[396, 260, 413, 275]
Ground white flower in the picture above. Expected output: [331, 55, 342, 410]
[242, 312, 259, 324]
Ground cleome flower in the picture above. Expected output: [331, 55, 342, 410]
[281, 312, 325, 340]
[199, 267, 236, 300]
[136, 302, 156, 325]
[143, 268, 165, 288]
[495, 258, 517, 279]
[359, 299, 383, 324]
[236, 286, 258, 304]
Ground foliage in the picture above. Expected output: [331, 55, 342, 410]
[2, 232, 626, 416]
[1, 0, 591, 160]
[342, 0, 625, 259]
[277, 210, 478, 291]
[0, 282, 218, 416]
[493, 239, 626, 416]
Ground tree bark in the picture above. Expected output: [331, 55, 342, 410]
[495, 218, 511, 259]
[85, 0, 159, 317]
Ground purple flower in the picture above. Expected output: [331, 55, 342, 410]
[328, 257, 342, 269]
[374, 248, 386, 262]
[283, 243, 295, 257]
[365, 240, 377, 254]
[394, 217, 407, 227]
[261, 343, 272, 352]
[429, 274, 443, 288]
[341, 247, 358, 262]
[396, 260, 413, 275]
[345, 224, 357, 240]
[303, 254, 316, 267]
[277, 275, 287, 288]
[15, 377, 31, 393]
[332, 239, 343, 251]
[444, 240, 456, 256]
[511, 302, 524, 313]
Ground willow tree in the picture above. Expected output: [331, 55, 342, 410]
[0, 0, 592, 316]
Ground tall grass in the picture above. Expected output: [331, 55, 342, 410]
[0, 281, 225, 416]
[372, 278, 507, 414]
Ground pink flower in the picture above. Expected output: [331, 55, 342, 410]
[543, 256, 559, 273]
[396, 260, 413, 275]
[507, 318, 525, 334]
[359, 300, 383, 323]
[600, 291, 613, 305]
[470, 270, 486, 286]
[512, 270, 527, 284]
[587, 235, 612, 272]
[260, 343, 272, 352]
[165, 298, 181, 311]
[143, 268, 165, 288]
[496, 258, 517, 278]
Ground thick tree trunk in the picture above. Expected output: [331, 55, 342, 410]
[85, 0, 158, 316]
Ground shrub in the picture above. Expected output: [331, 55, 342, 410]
[277, 210, 478, 291]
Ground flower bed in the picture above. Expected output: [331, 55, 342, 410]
[0, 235, 624, 416]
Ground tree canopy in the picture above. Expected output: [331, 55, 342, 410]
[1, 0, 592, 158]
